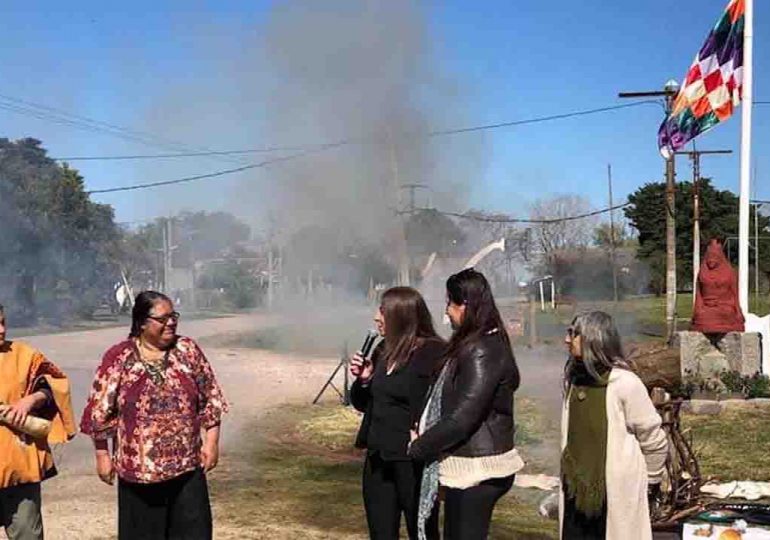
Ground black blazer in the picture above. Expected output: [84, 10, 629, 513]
[408, 331, 520, 463]
[351, 339, 445, 460]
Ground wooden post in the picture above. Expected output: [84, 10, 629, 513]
[529, 296, 538, 348]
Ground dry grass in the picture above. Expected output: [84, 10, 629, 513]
[683, 407, 770, 482]
[516, 397, 560, 476]
[209, 405, 365, 539]
[298, 405, 362, 451]
[210, 402, 560, 539]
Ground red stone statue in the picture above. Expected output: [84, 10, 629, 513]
[691, 239, 745, 333]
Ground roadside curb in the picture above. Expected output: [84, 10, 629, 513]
[681, 398, 770, 415]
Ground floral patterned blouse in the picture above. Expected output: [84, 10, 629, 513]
[80, 336, 228, 484]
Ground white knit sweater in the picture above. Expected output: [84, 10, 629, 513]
[559, 368, 668, 540]
[439, 447, 524, 489]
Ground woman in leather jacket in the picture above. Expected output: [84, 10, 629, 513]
[409, 268, 522, 540]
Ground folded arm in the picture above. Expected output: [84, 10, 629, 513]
[623, 374, 669, 484]
[409, 347, 501, 463]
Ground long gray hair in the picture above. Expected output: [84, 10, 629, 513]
[565, 310, 635, 384]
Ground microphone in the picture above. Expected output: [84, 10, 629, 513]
[360, 329, 379, 359]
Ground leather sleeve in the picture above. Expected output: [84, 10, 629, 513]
[409, 342, 502, 462]
[511, 351, 521, 393]
[408, 341, 445, 427]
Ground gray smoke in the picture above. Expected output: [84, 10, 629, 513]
[231, 0, 485, 283]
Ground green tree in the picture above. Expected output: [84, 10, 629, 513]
[405, 208, 465, 257]
[122, 211, 255, 304]
[624, 179, 770, 294]
[0, 138, 122, 322]
[197, 260, 263, 309]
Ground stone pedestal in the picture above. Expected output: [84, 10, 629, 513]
[679, 331, 761, 379]
[746, 313, 770, 374]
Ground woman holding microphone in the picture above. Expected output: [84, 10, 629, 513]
[350, 287, 444, 540]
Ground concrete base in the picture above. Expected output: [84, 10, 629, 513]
[679, 331, 761, 380]
[745, 313, 770, 374]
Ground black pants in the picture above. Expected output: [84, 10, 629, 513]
[118, 468, 212, 540]
[363, 453, 439, 540]
[443, 475, 515, 540]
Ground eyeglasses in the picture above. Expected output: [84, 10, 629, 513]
[147, 311, 180, 325]
[566, 327, 580, 339]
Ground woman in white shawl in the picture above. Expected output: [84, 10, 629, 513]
[561, 311, 667, 540]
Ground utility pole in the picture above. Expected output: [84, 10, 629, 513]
[188, 229, 198, 312]
[267, 246, 274, 310]
[401, 183, 429, 213]
[162, 217, 174, 294]
[619, 81, 680, 345]
[607, 164, 619, 303]
[387, 132, 411, 286]
[674, 148, 732, 303]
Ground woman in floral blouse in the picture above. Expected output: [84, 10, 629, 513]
[81, 290, 227, 540]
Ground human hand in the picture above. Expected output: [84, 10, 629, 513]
[95, 451, 115, 485]
[647, 482, 662, 511]
[349, 352, 374, 383]
[2, 394, 39, 428]
[201, 439, 220, 473]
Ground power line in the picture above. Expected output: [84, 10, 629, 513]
[0, 94, 248, 164]
[424, 102, 662, 137]
[400, 202, 631, 225]
[75, 102, 665, 194]
[0, 98, 188, 150]
[40, 99, 770, 195]
[87, 144, 344, 194]
[54, 147, 318, 161]
[55, 101, 664, 162]
[4, 89, 769, 163]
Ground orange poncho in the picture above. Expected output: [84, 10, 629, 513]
[0, 341, 76, 488]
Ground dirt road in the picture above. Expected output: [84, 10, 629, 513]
[1, 312, 567, 539]
[5, 313, 343, 540]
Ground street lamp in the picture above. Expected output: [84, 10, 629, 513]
[664, 79, 681, 97]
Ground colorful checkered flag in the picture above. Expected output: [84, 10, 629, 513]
[658, 0, 745, 158]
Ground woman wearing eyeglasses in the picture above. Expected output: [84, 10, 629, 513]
[81, 290, 227, 540]
[560, 311, 667, 540]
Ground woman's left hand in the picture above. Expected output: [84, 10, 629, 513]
[201, 439, 219, 472]
[410, 429, 419, 443]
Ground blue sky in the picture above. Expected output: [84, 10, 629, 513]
[0, 0, 767, 226]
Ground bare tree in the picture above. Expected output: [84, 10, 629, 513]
[529, 195, 599, 284]
[455, 210, 530, 295]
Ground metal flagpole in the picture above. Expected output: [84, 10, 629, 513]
[738, 0, 753, 313]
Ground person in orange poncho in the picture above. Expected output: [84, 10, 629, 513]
[0, 303, 76, 540]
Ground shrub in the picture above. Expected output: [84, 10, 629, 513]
[746, 373, 770, 399]
[718, 370, 747, 395]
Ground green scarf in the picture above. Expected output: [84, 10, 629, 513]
[561, 364, 609, 518]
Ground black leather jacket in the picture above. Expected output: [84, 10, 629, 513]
[408, 331, 520, 463]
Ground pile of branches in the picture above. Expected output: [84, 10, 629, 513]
[650, 389, 706, 529]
